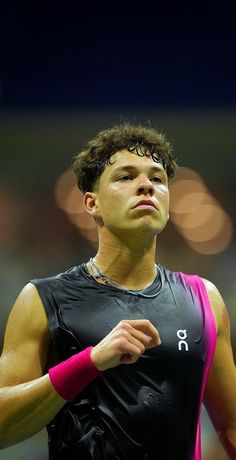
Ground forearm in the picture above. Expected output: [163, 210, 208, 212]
[0, 346, 102, 449]
[0, 374, 65, 449]
[219, 426, 236, 459]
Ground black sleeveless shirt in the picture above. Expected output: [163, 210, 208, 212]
[31, 264, 216, 460]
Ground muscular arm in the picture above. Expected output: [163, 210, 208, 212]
[203, 279, 236, 459]
[0, 283, 66, 449]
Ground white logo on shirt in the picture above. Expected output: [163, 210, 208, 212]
[177, 329, 189, 351]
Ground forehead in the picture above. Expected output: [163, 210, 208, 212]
[105, 149, 165, 174]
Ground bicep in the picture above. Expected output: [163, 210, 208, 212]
[203, 281, 236, 430]
[204, 331, 236, 430]
[0, 283, 51, 387]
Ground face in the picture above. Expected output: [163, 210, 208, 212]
[84, 149, 170, 237]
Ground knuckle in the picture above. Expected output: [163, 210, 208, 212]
[119, 320, 126, 326]
[117, 327, 129, 338]
[144, 319, 151, 326]
[119, 320, 129, 330]
[116, 337, 128, 351]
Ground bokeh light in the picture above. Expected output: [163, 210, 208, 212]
[169, 167, 234, 254]
[54, 169, 98, 245]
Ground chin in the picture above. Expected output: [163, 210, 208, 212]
[137, 216, 168, 231]
[133, 223, 165, 236]
[110, 217, 168, 236]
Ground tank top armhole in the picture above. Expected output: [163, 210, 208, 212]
[30, 278, 60, 353]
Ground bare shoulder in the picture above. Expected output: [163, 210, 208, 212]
[2, 282, 50, 347]
[0, 283, 51, 385]
[202, 278, 236, 439]
[201, 277, 230, 337]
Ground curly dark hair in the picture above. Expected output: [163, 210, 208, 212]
[72, 123, 177, 193]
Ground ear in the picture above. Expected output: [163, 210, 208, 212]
[83, 192, 100, 218]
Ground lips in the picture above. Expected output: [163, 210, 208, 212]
[132, 200, 157, 209]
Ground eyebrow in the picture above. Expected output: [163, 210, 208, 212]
[111, 164, 166, 174]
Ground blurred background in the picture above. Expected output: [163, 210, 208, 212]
[0, 3, 235, 459]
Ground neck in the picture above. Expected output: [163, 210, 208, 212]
[93, 233, 157, 290]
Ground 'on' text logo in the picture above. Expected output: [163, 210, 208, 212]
[177, 329, 189, 351]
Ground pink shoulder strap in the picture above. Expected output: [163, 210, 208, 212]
[181, 274, 217, 460]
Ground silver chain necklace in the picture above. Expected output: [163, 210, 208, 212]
[88, 257, 162, 298]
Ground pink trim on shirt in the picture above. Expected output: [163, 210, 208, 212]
[181, 274, 217, 460]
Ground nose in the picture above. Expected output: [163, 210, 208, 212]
[136, 175, 154, 196]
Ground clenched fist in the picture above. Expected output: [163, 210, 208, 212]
[90, 319, 161, 371]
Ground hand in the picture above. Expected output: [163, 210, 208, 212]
[90, 319, 161, 371]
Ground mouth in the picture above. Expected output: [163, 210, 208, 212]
[132, 200, 157, 210]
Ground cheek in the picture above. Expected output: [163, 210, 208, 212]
[157, 188, 169, 206]
[103, 187, 126, 206]
[98, 192, 122, 217]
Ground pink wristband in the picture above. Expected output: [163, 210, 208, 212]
[48, 346, 102, 401]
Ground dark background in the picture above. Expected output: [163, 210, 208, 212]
[1, 4, 236, 109]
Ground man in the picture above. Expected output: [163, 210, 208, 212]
[0, 123, 235, 459]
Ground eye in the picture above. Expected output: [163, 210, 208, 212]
[118, 175, 132, 181]
[151, 176, 163, 183]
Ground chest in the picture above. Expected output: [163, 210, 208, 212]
[54, 283, 206, 374]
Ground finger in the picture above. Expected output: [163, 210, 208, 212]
[116, 337, 146, 362]
[120, 353, 138, 364]
[126, 326, 153, 348]
[126, 332, 146, 354]
[116, 321, 154, 348]
[127, 325, 161, 350]
[122, 319, 161, 347]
